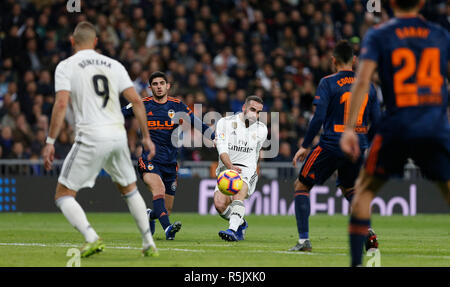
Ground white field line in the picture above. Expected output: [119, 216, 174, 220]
[0, 242, 338, 256]
[0, 242, 203, 253]
[1, 242, 450, 260]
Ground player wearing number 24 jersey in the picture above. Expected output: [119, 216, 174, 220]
[340, 0, 450, 267]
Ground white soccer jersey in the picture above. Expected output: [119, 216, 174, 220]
[215, 114, 268, 173]
[54, 49, 133, 144]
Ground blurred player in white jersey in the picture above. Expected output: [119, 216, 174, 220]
[214, 96, 268, 241]
[42, 22, 158, 257]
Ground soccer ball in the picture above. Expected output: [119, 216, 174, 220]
[217, 169, 243, 196]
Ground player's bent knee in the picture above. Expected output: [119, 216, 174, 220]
[214, 191, 229, 213]
[294, 178, 310, 192]
[143, 174, 165, 196]
[55, 183, 76, 201]
[233, 182, 249, 201]
[354, 169, 385, 194]
[116, 182, 137, 196]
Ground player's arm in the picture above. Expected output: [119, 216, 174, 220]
[122, 87, 155, 160]
[185, 104, 215, 140]
[43, 90, 70, 171]
[341, 59, 378, 161]
[215, 118, 241, 173]
[369, 86, 381, 125]
[48, 91, 70, 140]
[43, 61, 71, 171]
[293, 80, 329, 167]
[122, 102, 135, 118]
[219, 153, 241, 173]
[117, 63, 155, 160]
[367, 85, 382, 143]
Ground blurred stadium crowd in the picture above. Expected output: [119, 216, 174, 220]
[0, 0, 448, 162]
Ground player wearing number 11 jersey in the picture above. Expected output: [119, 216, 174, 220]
[289, 41, 381, 252]
[340, 0, 450, 266]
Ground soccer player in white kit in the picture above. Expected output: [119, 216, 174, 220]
[214, 96, 268, 241]
[42, 22, 158, 257]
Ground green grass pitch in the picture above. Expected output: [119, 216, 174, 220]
[0, 213, 449, 267]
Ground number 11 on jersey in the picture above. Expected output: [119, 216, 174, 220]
[334, 92, 369, 133]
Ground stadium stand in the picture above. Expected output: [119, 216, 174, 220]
[0, 0, 448, 165]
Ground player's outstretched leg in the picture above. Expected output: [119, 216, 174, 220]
[149, 195, 182, 240]
[218, 229, 238, 241]
[219, 199, 246, 242]
[349, 171, 384, 266]
[120, 184, 158, 257]
[214, 188, 232, 221]
[217, 213, 247, 241]
[215, 182, 249, 242]
[55, 184, 104, 257]
[289, 180, 312, 252]
[215, 188, 235, 241]
[235, 218, 248, 241]
[341, 186, 378, 251]
[165, 221, 182, 240]
[144, 174, 181, 240]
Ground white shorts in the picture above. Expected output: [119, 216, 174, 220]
[58, 138, 137, 191]
[215, 165, 258, 198]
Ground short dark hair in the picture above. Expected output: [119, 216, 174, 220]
[395, 0, 421, 11]
[73, 21, 96, 44]
[148, 71, 168, 85]
[333, 40, 353, 65]
[245, 95, 264, 106]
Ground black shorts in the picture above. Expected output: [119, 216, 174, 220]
[298, 145, 365, 189]
[138, 157, 178, 196]
[365, 133, 450, 181]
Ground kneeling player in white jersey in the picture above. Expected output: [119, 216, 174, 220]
[214, 96, 268, 241]
[42, 22, 158, 257]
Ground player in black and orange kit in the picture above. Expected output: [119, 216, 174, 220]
[289, 41, 381, 252]
[340, 0, 450, 266]
[123, 71, 215, 240]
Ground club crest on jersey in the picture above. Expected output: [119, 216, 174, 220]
[168, 109, 175, 119]
[147, 164, 154, 171]
[232, 122, 238, 129]
[219, 133, 225, 139]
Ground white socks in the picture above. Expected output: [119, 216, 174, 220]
[220, 206, 231, 221]
[229, 200, 245, 232]
[123, 189, 156, 249]
[56, 196, 99, 243]
[56, 189, 156, 250]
